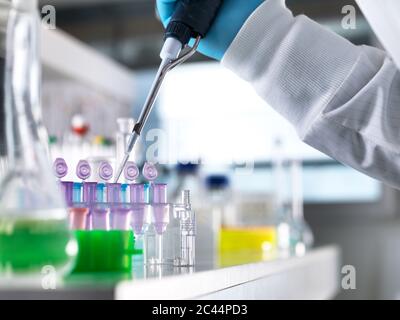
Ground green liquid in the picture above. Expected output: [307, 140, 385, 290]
[0, 218, 73, 274]
[72, 230, 142, 275]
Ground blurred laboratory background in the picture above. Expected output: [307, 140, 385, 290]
[2, 0, 399, 299]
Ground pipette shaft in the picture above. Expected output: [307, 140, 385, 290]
[114, 0, 223, 182]
[114, 53, 177, 183]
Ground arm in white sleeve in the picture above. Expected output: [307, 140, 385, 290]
[222, 0, 400, 189]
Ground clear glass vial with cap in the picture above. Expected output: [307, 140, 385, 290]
[173, 190, 196, 267]
[0, 0, 75, 277]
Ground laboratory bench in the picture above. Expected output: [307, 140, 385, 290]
[0, 246, 340, 300]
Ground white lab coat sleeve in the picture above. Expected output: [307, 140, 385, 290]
[222, 0, 400, 189]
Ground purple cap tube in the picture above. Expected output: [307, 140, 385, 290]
[124, 162, 139, 182]
[152, 184, 170, 234]
[99, 161, 113, 182]
[105, 183, 129, 230]
[73, 183, 82, 203]
[106, 183, 121, 203]
[153, 183, 167, 204]
[54, 158, 68, 179]
[83, 182, 97, 204]
[121, 184, 129, 203]
[130, 184, 146, 204]
[83, 182, 97, 230]
[143, 162, 158, 181]
[129, 184, 148, 235]
[76, 160, 91, 181]
[61, 181, 73, 207]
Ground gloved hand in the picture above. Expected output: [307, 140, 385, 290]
[157, 0, 264, 60]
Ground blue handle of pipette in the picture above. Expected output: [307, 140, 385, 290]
[165, 0, 223, 46]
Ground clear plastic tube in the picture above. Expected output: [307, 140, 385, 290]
[289, 160, 314, 256]
[178, 190, 196, 267]
[145, 184, 170, 265]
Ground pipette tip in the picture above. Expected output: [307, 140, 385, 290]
[114, 153, 129, 183]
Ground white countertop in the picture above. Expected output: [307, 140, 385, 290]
[0, 246, 340, 300]
[117, 246, 340, 300]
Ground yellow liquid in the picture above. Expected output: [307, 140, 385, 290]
[219, 226, 277, 267]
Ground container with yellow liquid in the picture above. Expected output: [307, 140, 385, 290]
[218, 193, 278, 267]
[219, 226, 277, 267]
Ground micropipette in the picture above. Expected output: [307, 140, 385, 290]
[114, 0, 223, 182]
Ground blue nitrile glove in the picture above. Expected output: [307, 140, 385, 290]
[157, 0, 264, 61]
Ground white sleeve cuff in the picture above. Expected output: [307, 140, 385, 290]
[222, 0, 294, 80]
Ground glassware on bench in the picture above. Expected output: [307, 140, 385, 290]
[0, 0, 75, 277]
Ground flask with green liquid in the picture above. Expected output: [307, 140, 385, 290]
[0, 0, 75, 277]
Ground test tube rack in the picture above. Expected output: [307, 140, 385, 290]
[54, 159, 196, 275]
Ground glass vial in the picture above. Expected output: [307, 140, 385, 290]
[175, 190, 195, 267]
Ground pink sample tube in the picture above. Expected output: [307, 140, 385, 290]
[83, 182, 97, 230]
[69, 207, 89, 230]
[61, 181, 88, 230]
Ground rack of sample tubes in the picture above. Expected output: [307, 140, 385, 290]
[53, 158, 195, 273]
